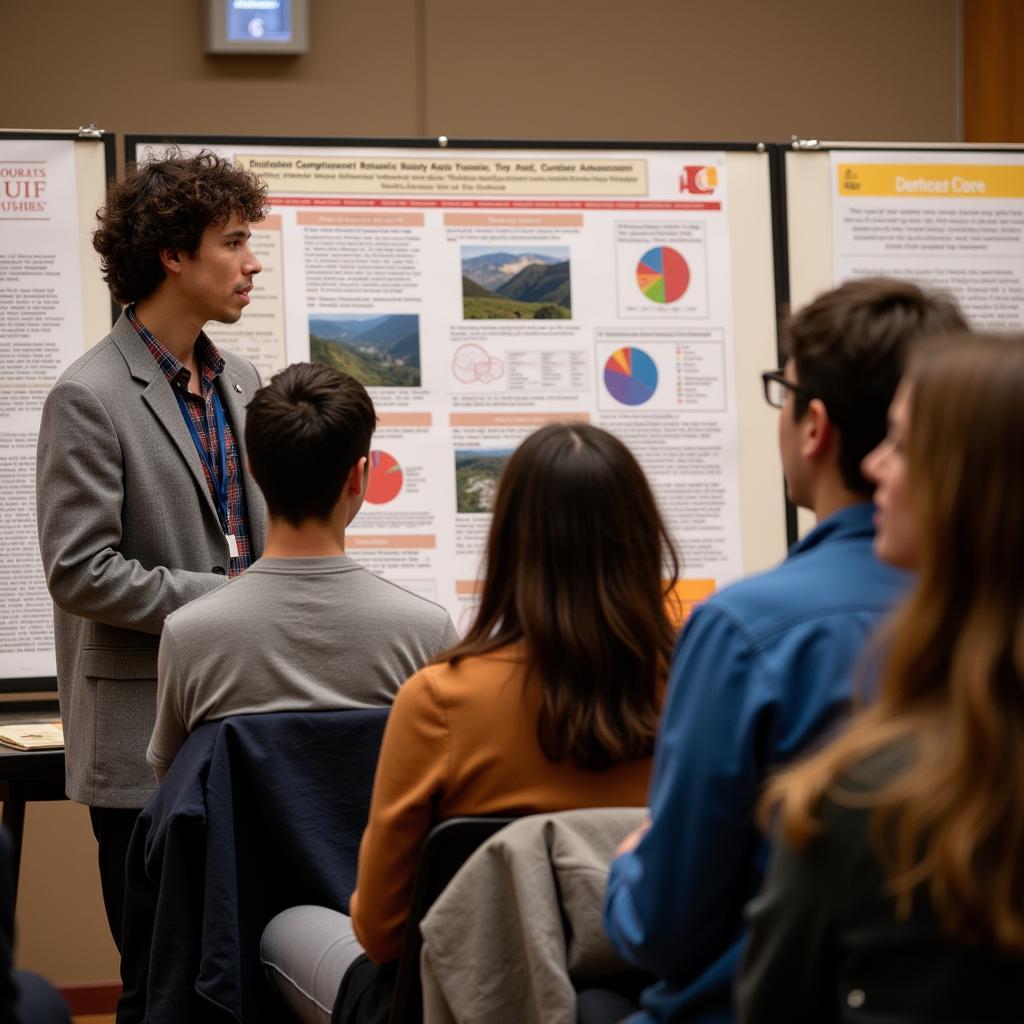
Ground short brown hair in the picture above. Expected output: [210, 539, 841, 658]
[784, 277, 966, 496]
[93, 148, 267, 304]
[245, 363, 377, 526]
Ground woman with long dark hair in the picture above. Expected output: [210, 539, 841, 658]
[738, 333, 1024, 1022]
[262, 422, 679, 1023]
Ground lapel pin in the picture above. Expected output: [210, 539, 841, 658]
[233, 383, 243, 393]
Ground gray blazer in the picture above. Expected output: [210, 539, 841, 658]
[36, 314, 267, 808]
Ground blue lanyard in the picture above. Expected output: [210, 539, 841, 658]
[175, 385, 230, 533]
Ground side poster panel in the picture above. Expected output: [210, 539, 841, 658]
[830, 150, 1024, 328]
[196, 145, 745, 627]
[0, 139, 85, 680]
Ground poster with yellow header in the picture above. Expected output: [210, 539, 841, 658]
[831, 150, 1024, 328]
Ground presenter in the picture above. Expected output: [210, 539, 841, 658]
[36, 149, 268, 950]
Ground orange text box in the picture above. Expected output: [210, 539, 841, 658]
[296, 210, 425, 227]
[449, 412, 589, 428]
[377, 412, 433, 427]
[666, 579, 716, 626]
[443, 213, 584, 228]
[347, 534, 437, 549]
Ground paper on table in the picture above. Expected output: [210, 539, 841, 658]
[0, 722, 64, 751]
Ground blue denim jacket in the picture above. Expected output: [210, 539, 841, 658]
[603, 503, 909, 1023]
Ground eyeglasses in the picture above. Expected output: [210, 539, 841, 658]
[761, 370, 816, 410]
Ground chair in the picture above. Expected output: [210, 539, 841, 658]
[387, 816, 514, 1024]
[119, 708, 389, 1024]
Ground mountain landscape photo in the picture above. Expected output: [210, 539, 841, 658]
[309, 313, 421, 387]
[461, 246, 572, 319]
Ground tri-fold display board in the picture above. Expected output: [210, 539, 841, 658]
[3, 131, 1023, 691]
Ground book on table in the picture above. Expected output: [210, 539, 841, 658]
[0, 722, 64, 751]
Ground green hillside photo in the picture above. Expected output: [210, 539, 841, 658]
[461, 246, 572, 320]
[308, 313, 421, 387]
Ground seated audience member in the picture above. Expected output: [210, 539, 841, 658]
[602, 278, 967, 1023]
[738, 332, 1024, 1022]
[147, 362, 457, 776]
[260, 422, 680, 1023]
[0, 828, 70, 1024]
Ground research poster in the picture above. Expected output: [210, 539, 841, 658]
[0, 139, 85, 680]
[831, 150, 1024, 328]
[200, 144, 745, 626]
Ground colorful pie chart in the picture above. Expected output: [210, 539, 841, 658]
[366, 449, 403, 504]
[636, 246, 690, 304]
[604, 347, 658, 406]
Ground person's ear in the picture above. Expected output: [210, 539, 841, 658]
[801, 398, 833, 460]
[159, 246, 184, 277]
[348, 455, 368, 496]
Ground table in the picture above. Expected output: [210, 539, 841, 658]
[0, 708, 67, 904]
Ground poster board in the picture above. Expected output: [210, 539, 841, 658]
[784, 140, 1024, 323]
[0, 129, 115, 693]
[126, 134, 787, 633]
[781, 140, 1024, 536]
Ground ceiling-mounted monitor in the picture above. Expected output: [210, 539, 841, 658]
[205, 0, 309, 55]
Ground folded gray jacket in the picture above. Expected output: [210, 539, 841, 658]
[420, 807, 647, 1024]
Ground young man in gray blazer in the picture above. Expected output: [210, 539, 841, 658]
[35, 150, 268, 950]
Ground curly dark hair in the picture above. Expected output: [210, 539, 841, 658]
[93, 148, 267, 304]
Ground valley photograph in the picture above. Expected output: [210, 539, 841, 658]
[461, 245, 572, 320]
[455, 448, 513, 513]
[309, 313, 421, 387]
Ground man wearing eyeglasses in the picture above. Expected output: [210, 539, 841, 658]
[602, 278, 966, 1024]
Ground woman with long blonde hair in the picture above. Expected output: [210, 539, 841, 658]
[738, 332, 1024, 1022]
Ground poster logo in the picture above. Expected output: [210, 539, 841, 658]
[0, 163, 48, 217]
[679, 165, 718, 195]
[840, 165, 862, 193]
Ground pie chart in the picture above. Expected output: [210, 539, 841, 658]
[366, 449, 403, 504]
[636, 246, 690, 304]
[604, 347, 658, 406]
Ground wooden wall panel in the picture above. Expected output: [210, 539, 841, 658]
[964, 0, 1024, 141]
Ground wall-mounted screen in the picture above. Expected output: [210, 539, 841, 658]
[206, 0, 309, 54]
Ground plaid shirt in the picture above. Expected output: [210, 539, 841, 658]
[127, 305, 253, 576]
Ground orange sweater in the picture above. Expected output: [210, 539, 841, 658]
[348, 647, 653, 962]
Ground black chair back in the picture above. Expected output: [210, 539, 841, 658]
[387, 816, 514, 1024]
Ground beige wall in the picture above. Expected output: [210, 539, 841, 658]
[2, 0, 961, 989]
[3, 1, 959, 146]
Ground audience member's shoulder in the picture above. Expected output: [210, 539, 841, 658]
[162, 573, 242, 636]
[834, 739, 914, 798]
[815, 740, 915, 847]
[708, 509, 905, 627]
[351, 566, 453, 627]
[396, 646, 521, 709]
